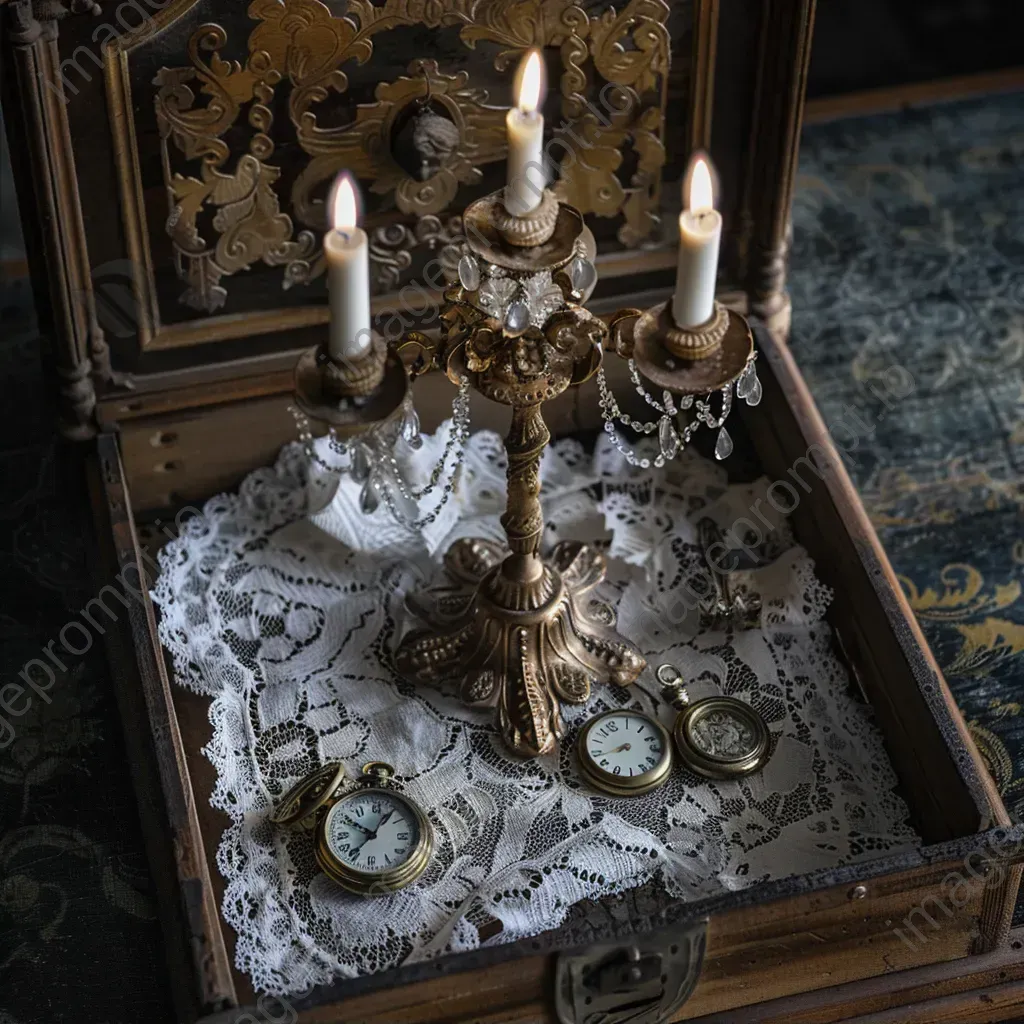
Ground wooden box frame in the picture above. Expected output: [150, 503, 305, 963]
[89, 325, 1024, 1024]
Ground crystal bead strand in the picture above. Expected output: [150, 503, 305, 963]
[596, 359, 751, 466]
[596, 368, 675, 469]
[384, 380, 470, 502]
[627, 360, 677, 417]
[372, 375, 472, 529]
[289, 408, 350, 473]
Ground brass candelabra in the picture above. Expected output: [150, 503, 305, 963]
[295, 189, 755, 758]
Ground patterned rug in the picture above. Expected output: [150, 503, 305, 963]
[0, 90, 1021, 1021]
[789, 92, 1024, 833]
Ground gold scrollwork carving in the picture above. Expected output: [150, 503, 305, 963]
[153, 0, 673, 313]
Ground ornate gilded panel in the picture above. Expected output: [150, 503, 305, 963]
[105, 0, 693, 349]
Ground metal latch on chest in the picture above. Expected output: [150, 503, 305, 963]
[555, 919, 707, 1024]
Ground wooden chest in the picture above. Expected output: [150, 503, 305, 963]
[88, 330, 1024, 1024]
[6, 0, 1024, 1020]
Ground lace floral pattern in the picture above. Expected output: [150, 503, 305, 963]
[152, 431, 919, 996]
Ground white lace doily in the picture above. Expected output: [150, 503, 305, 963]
[152, 429, 919, 996]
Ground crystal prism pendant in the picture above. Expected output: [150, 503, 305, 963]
[714, 426, 734, 461]
[401, 406, 423, 450]
[736, 360, 762, 406]
[569, 256, 597, 296]
[746, 375, 762, 406]
[392, 484, 419, 523]
[504, 300, 531, 336]
[736, 361, 753, 398]
[458, 254, 481, 291]
[360, 473, 382, 514]
[350, 444, 372, 482]
[658, 416, 679, 460]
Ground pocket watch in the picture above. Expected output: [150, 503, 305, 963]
[577, 709, 673, 796]
[657, 664, 770, 780]
[272, 761, 433, 895]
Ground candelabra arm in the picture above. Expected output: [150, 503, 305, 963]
[606, 308, 644, 360]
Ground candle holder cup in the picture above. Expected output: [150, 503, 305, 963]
[294, 334, 408, 434]
[624, 300, 753, 397]
[489, 188, 560, 248]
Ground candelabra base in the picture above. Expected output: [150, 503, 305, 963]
[395, 538, 645, 757]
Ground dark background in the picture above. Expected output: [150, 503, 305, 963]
[807, 0, 1024, 96]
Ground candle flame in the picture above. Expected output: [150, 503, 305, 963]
[687, 156, 714, 212]
[331, 173, 359, 231]
[516, 50, 544, 114]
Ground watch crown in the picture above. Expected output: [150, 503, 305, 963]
[360, 761, 397, 787]
[656, 663, 691, 709]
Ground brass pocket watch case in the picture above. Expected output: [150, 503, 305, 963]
[657, 664, 771, 780]
[576, 709, 674, 796]
[272, 761, 434, 896]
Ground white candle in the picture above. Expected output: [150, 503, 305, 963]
[324, 174, 371, 361]
[671, 155, 722, 329]
[505, 50, 546, 216]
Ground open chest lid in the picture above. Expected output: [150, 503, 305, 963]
[1, 0, 815, 438]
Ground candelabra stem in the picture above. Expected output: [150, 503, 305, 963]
[393, 187, 646, 757]
[396, 399, 646, 757]
[500, 404, 548, 583]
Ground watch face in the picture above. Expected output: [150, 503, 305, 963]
[578, 710, 672, 795]
[324, 791, 421, 874]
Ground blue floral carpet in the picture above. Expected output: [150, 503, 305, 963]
[0, 90, 1021, 1021]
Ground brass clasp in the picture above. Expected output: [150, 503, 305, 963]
[554, 920, 707, 1024]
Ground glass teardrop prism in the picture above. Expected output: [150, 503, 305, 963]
[458, 254, 481, 291]
[714, 426, 734, 461]
[360, 474, 382, 514]
[658, 416, 679, 460]
[569, 256, 597, 295]
[736, 360, 762, 407]
[504, 300, 530, 336]
[392, 485, 419, 523]
[401, 407, 423, 449]
[350, 444, 372, 483]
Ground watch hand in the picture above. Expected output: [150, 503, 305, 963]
[358, 813, 391, 845]
[342, 815, 374, 837]
[601, 743, 632, 754]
